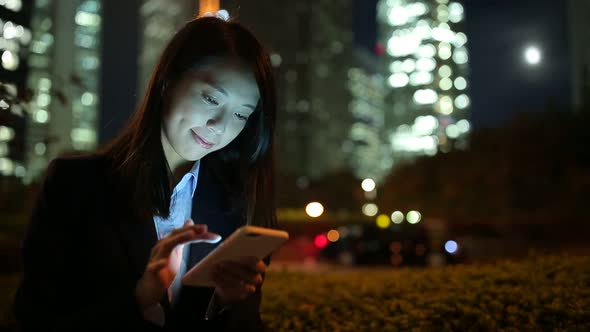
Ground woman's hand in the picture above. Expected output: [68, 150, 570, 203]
[210, 257, 266, 305]
[135, 219, 221, 310]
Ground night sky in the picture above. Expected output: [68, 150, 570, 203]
[354, 0, 573, 129]
[464, 0, 572, 129]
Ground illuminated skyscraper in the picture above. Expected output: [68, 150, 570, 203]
[235, 0, 355, 180]
[377, 0, 471, 162]
[0, 0, 103, 183]
[568, 0, 590, 111]
[138, 0, 197, 96]
[24, 0, 102, 182]
[346, 49, 392, 183]
[0, 0, 33, 181]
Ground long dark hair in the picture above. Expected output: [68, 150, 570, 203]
[99, 16, 277, 229]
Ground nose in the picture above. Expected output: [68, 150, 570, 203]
[206, 108, 227, 135]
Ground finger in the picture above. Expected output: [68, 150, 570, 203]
[186, 232, 222, 244]
[147, 258, 168, 273]
[255, 260, 267, 275]
[211, 266, 239, 290]
[184, 219, 194, 226]
[213, 269, 255, 296]
[217, 263, 262, 287]
[167, 223, 207, 238]
[158, 229, 201, 256]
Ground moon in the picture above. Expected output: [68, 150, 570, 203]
[524, 46, 541, 65]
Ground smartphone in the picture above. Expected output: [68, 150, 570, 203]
[182, 225, 289, 287]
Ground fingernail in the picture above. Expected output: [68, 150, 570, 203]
[206, 234, 222, 243]
[186, 219, 194, 225]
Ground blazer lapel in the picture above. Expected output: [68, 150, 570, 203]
[107, 176, 158, 280]
[117, 213, 158, 279]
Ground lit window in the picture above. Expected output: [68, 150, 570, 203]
[453, 32, 467, 47]
[0, 157, 15, 175]
[439, 77, 452, 90]
[75, 11, 101, 27]
[438, 96, 453, 114]
[457, 119, 471, 133]
[454, 77, 467, 90]
[0, 126, 16, 141]
[388, 73, 409, 88]
[270, 53, 282, 67]
[410, 72, 433, 86]
[1, 0, 23, 12]
[34, 142, 47, 155]
[413, 89, 438, 105]
[1, 50, 19, 70]
[432, 23, 454, 43]
[81, 92, 95, 106]
[438, 43, 452, 60]
[71, 128, 97, 143]
[445, 124, 460, 138]
[438, 65, 452, 77]
[416, 57, 436, 72]
[402, 58, 416, 72]
[417, 44, 436, 58]
[455, 94, 470, 109]
[448, 2, 464, 23]
[453, 47, 468, 64]
[33, 109, 50, 123]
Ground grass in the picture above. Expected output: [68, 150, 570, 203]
[1, 255, 588, 331]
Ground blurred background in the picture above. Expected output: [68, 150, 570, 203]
[0, 0, 589, 274]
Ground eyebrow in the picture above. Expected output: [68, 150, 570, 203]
[207, 82, 257, 111]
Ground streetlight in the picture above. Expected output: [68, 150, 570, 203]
[305, 202, 324, 218]
[406, 210, 422, 224]
[362, 203, 378, 217]
[391, 211, 404, 224]
[361, 178, 376, 192]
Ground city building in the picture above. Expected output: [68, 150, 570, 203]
[236, 0, 355, 181]
[0, 0, 32, 181]
[137, 0, 197, 96]
[1, 0, 103, 183]
[377, 0, 471, 163]
[346, 48, 392, 184]
[568, 0, 590, 111]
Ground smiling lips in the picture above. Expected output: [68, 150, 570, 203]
[191, 130, 214, 149]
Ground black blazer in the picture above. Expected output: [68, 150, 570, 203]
[14, 154, 268, 331]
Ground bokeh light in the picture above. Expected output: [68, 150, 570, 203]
[407, 210, 422, 224]
[314, 234, 328, 249]
[327, 229, 340, 242]
[376, 214, 391, 229]
[361, 178, 376, 192]
[524, 46, 541, 65]
[362, 203, 378, 217]
[391, 211, 404, 224]
[445, 240, 458, 254]
[305, 202, 324, 218]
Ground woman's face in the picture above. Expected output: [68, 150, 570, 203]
[161, 58, 260, 169]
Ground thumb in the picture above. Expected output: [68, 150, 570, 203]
[188, 232, 222, 244]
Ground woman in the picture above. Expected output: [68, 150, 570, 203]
[15, 14, 277, 331]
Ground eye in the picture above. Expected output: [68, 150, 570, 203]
[201, 93, 219, 106]
[234, 113, 249, 121]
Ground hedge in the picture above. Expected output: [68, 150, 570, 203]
[261, 255, 590, 331]
[1, 255, 588, 331]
